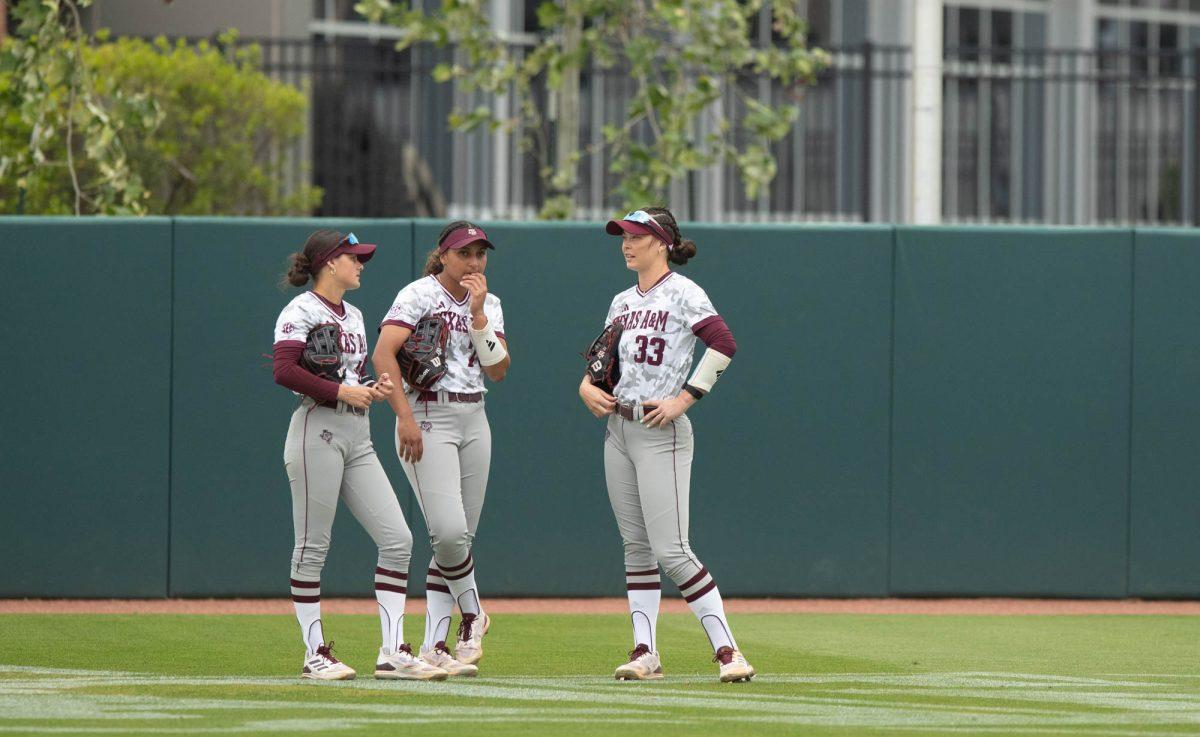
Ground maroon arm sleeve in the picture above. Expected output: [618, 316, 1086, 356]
[692, 316, 738, 357]
[272, 340, 341, 404]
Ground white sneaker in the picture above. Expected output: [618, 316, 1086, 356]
[614, 643, 663, 681]
[420, 641, 479, 677]
[301, 642, 356, 680]
[714, 646, 755, 683]
[454, 612, 489, 665]
[375, 643, 449, 681]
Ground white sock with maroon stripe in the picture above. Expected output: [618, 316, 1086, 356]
[438, 552, 482, 617]
[677, 566, 736, 652]
[374, 566, 408, 655]
[423, 566, 454, 651]
[625, 568, 661, 651]
[290, 576, 323, 653]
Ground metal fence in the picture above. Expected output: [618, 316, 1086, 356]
[251, 37, 1196, 225]
[253, 37, 909, 222]
[943, 45, 1198, 225]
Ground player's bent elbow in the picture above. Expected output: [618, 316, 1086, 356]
[371, 344, 394, 370]
[272, 363, 296, 389]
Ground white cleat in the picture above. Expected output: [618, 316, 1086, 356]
[301, 642, 356, 681]
[375, 643, 449, 681]
[420, 641, 479, 677]
[454, 612, 488, 665]
[714, 646, 755, 683]
[614, 643, 664, 681]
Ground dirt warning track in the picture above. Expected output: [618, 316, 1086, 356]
[1, 597, 1197, 615]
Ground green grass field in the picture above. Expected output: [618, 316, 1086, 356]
[0, 612, 1198, 736]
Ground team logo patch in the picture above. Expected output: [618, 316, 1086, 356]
[467, 228, 477, 235]
[282, 323, 296, 334]
[419, 421, 433, 432]
[320, 429, 333, 444]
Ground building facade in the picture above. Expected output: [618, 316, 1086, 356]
[57, 0, 1200, 224]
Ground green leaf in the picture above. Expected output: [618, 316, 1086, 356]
[535, 1, 563, 29]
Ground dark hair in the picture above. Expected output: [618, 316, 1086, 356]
[643, 207, 696, 265]
[422, 219, 483, 276]
[282, 229, 345, 287]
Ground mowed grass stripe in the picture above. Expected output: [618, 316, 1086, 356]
[0, 613, 1197, 736]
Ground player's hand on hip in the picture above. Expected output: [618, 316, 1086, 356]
[397, 417, 424, 463]
[371, 373, 395, 401]
[642, 396, 688, 428]
[338, 384, 374, 409]
[579, 379, 616, 418]
[461, 273, 487, 316]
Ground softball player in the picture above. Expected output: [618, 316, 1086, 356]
[372, 220, 510, 676]
[273, 229, 447, 682]
[579, 208, 755, 683]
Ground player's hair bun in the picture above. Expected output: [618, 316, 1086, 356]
[669, 239, 697, 266]
[284, 251, 312, 287]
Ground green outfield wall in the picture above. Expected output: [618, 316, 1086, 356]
[1, 217, 1195, 599]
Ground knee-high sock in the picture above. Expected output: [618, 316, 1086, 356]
[423, 565, 455, 650]
[439, 551, 481, 617]
[374, 566, 408, 654]
[678, 566, 736, 652]
[625, 568, 661, 651]
[291, 576, 323, 653]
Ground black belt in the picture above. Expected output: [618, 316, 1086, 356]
[616, 402, 657, 421]
[416, 390, 483, 403]
[316, 399, 366, 416]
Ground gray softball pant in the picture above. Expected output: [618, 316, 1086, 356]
[397, 393, 491, 570]
[284, 399, 413, 579]
[604, 413, 707, 586]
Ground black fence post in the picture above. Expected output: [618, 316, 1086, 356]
[861, 41, 874, 222]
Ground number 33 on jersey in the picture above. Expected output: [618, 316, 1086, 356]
[604, 272, 719, 405]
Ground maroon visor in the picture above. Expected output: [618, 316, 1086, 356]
[313, 232, 377, 268]
[604, 210, 674, 248]
[439, 225, 495, 253]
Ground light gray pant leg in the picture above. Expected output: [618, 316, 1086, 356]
[626, 415, 704, 586]
[284, 405, 346, 579]
[458, 403, 491, 540]
[341, 430, 412, 574]
[399, 402, 472, 570]
[604, 416, 657, 571]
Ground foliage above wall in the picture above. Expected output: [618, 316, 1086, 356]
[0, 0, 321, 216]
[357, 0, 828, 218]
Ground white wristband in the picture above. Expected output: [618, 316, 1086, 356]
[686, 348, 731, 393]
[469, 318, 507, 366]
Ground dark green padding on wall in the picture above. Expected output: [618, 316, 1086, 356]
[1129, 228, 1200, 597]
[890, 227, 1133, 596]
[404, 221, 894, 596]
[0, 217, 172, 597]
[679, 224, 894, 595]
[10, 217, 1200, 599]
[169, 219, 415, 596]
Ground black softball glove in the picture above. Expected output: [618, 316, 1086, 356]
[301, 323, 344, 382]
[583, 323, 622, 394]
[398, 315, 449, 390]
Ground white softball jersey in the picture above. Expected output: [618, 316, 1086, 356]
[381, 275, 506, 394]
[273, 291, 372, 386]
[605, 272, 718, 405]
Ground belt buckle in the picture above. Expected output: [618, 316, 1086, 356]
[620, 401, 642, 421]
[336, 401, 366, 417]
